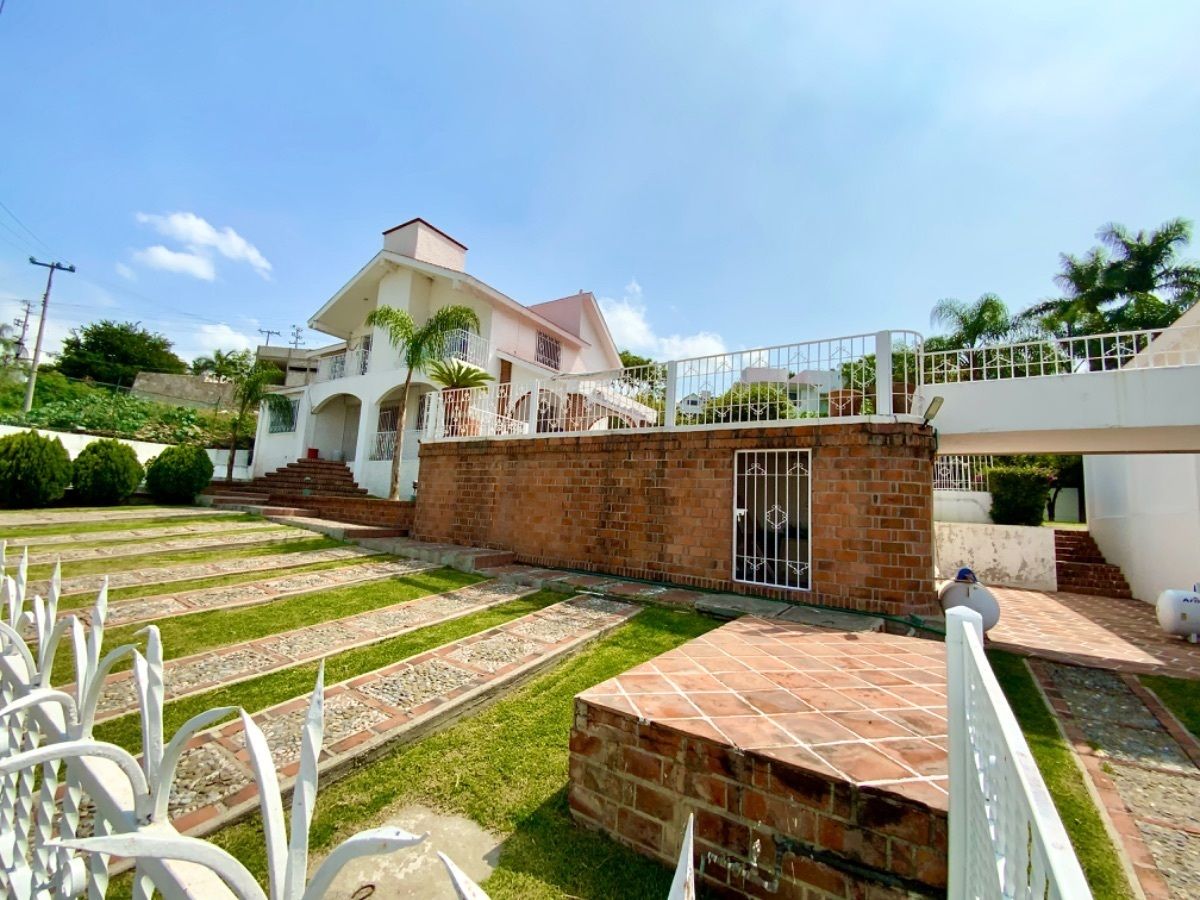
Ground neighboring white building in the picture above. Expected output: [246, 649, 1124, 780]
[251, 218, 625, 499]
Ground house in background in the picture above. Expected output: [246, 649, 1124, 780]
[252, 218, 625, 499]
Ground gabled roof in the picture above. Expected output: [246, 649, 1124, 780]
[529, 292, 622, 370]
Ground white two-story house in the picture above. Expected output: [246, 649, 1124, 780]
[251, 218, 626, 499]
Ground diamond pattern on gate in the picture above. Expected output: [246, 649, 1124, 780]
[764, 505, 788, 531]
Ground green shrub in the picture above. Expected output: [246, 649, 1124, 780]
[0, 430, 73, 508]
[144, 444, 214, 504]
[698, 383, 802, 423]
[72, 439, 145, 505]
[987, 465, 1052, 526]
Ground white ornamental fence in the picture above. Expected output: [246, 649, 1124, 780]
[946, 606, 1091, 899]
[934, 455, 996, 493]
[0, 544, 696, 899]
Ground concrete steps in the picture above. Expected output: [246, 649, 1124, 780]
[1054, 530, 1133, 599]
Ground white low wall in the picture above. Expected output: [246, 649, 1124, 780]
[0, 426, 251, 482]
[1085, 453, 1200, 603]
[934, 488, 1081, 524]
[935, 522, 1058, 591]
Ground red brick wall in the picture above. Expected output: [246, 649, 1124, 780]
[570, 698, 948, 899]
[414, 423, 936, 615]
[278, 495, 414, 531]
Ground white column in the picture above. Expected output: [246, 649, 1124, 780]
[664, 360, 678, 429]
[351, 397, 376, 483]
[526, 384, 540, 434]
[875, 330, 893, 416]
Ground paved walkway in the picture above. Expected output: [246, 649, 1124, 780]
[20, 525, 293, 564]
[0, 506, 227, 528]
[988, 587, 1200, 679]
[2, 517, 264, 548]
[93, 580, 535, 719]
[169, 595, 640, 834]
[1031, 660, 1200, 898]
[91, 556, 436, 628]
[39, 544, 376, 597]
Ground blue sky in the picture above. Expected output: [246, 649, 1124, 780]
[1, 1, 1198, 362]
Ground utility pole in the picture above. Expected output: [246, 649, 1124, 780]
[289, 325, 305, 349]
[23, 258, 75, 413]
[258, 327, 280, 346]
[12, 299, 32, 361]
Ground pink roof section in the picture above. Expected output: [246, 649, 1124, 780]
[529, 292, 622, 368]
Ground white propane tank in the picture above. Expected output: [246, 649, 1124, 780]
[939, 567, 1001, 633]
[1156, 585, 1200, 642]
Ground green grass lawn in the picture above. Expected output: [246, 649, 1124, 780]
[31, 534, 336, 582]
[98, 589, 563, 752]
[989, 650, 1135, 899]
[1139, 673, 1200, 739]
[52, 567, 483, 684]
[16, 522, 286, 554]
[186, 606, 718, 900]
[0, 511, 253, 539]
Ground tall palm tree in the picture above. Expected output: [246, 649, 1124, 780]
[226, 359, 292, 482]
[365, 304, 481, 500]
[929, 293, 1016, 348]
[191, 348, 248, 382]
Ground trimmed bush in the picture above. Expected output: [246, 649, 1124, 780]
[144, 444, 214, 504]
[987, 465, 1052, 526]
[72, 439, 144, 505]
[0, 430, 73, 508]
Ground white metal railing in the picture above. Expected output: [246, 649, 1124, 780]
[946, 606, 1092, 899]
[268, 398, 300, 433]
[368, 428, 423, 461]
[921, 322, 1200, 384]
[443, 329, 490, 369]
[315, 346, 371, 382]
[934, 455, 995, 492]
[420, 330, 922, 441]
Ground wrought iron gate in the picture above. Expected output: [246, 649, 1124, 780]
[733, 449, 811, 590]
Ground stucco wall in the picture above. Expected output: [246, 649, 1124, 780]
[130, 372, 234, 409]
[933, 491, 992, 524]
[1085, 453, 1200, 603]
[934, 522, 1057, 591]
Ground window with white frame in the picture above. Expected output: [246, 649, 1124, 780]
[535, 331, 562, 370]
[268, 399, 300, 433]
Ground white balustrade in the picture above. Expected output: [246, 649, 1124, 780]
[946, 606, 1091, 899]
[443, 329, 490, 370]
[934, 455, 996, 492]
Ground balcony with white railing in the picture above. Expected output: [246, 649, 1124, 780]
[443, 328, 489, 369]
[315, 346, 371, 382]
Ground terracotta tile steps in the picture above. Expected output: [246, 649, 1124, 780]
[570, 616, 950, 898]
[168, 595, 641, 836]
[1054, 530, 1133, 599]
[91, 579, 538, 721]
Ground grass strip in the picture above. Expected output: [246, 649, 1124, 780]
[1139, 674, 1200, 739]
[0, 511, 254, 539]
[199, 606, 719, 900]
[97, 589, 564, 753]
[32, 535, 338, 581]
[988, 650, 1135, 899]
[59, 555, 380, 609]
[17, 523, 287, 555]
[53, 567, 482, 685]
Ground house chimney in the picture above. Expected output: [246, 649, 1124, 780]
[382, 218, 468, 272]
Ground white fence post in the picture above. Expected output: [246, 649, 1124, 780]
[664, 361, 678, 430]
[875, 330, 893, 416]
[526, 383, 541, 435]
[946, 605, 981, 900]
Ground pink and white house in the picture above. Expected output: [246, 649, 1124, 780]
[251, 218, 627, 499]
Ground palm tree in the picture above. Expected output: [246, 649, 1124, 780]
[929, 293, 1016, 348]
[226, 358, 292, 482]
[365, 304, 482, 500]
[191, 349, 248, 382]
[428, 359, 495, 438]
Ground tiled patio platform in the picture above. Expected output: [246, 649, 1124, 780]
[988, 586, 1200, 679]
[569, 616, 949, 899]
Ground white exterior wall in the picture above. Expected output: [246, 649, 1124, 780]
[934, 491, 992, 524]
[1085, 454, 1200, 603]
[934, 522, 1058, 591]
[0, 425, 250, 481]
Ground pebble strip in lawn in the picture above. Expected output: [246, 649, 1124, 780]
[1032, 660, 1200, 898]
[18, 525, 296, 564]
[2, 517, 266, 548]
[85, 555, 433, 628]
[0, 506, 228, 527]
[91, 580, 537, 719]
[166, 594, 640, 834]
[39, 543, 377, 597]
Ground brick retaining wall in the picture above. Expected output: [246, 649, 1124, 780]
[569, 698, 948, 899]
[414, 423, 936, 615]
[277, 494, 415, 531]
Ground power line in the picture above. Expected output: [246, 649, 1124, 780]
[258, 327, 281, 346]
[0, 198, 55, 255]
[289, 324, 305, 349]
[24, 257, 77, 413]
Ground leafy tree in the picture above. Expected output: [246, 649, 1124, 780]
[618, 350, 654, 369]
[1010, 454, 1083, 522]
[224, 356, 291, 482]
[72, 439, 144, 505]
[0, 430, 72, 508]
[145, 444, 214, 504]
[58, 320, 187, 386]
[366, 304, 482, 499]
[699, 383, 802, 423]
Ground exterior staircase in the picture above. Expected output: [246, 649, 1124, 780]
[1054, 530, 1133, 599]
[203, 459, 410, 538]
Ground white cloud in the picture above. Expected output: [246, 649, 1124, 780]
[132, 245, 215, 281]
[599, 279, 726, 361]
[114, 262, 137, 281]
[133, 211, 272, 280]
[173, 322, 258, 362]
